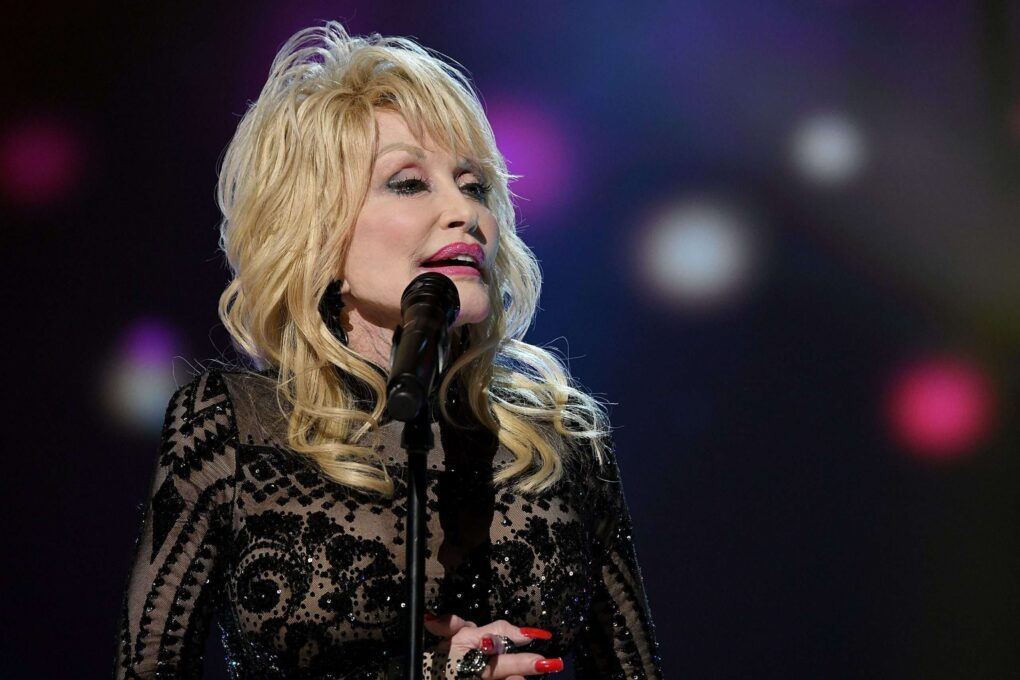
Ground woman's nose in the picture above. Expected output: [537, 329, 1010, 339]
[440, 183, 478, 232]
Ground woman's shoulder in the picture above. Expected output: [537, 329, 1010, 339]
[172, 364, 289, 449]
[169, 364, 274, 403]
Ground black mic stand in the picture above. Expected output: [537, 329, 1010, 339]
[398, 403, 432, 680]
[384, 273, 459, 680]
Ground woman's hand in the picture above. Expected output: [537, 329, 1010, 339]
[425, 613, 564, 679]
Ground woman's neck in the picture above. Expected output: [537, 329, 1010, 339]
[342, 306, 470, 377]
[343, 307, 394, 371]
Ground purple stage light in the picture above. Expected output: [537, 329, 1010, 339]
[122, 319, 180, 367]
[487, 98, 577, 223]
[103, 318, 183, 433]
[0, 117, 84, 206]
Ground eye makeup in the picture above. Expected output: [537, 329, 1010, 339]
[384, 170, 492, 204]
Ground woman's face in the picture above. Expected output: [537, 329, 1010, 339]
[341, 110, 500, 331]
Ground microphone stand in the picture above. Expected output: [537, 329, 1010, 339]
[399, 404, 432, 680]
[384, 272, 459, 680]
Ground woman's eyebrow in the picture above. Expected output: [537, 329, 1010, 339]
[374, 143, 485, 177]
[375, 142, 427, 160]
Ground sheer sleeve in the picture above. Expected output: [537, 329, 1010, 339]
[114, 371, 238, 679]
[574, 441, 663, 678]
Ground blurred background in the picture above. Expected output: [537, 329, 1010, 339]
[3, 1, 1018, 678]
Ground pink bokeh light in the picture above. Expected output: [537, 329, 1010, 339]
[884, 356, 995, 461]
[486, 98, 576, 222]
[0, 117, 84, 206]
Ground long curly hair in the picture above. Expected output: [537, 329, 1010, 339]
[216, 22, 610, 497]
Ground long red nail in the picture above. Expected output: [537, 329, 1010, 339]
[520, 627, 553, 640]
[535, 658, 564, 673]
[424, 611, 438, 621]
[479, 637, 494, 652]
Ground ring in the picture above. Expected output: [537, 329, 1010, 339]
[483, 634, 518, 655]
[454, 648, 489, 678]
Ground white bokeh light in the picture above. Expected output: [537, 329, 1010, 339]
[790, 112, 867, 186]
[638, 197, 760, 309]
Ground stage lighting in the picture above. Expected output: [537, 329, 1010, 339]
[637, 196, 761, 309]
[0, 117, 84, 206]
[790, 112, 867, 187]
[487, 99, 575, 222]
[102, 319, 182, 434]
[884, 356, 995, 461]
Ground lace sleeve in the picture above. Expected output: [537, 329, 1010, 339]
[114, 371, 238, 679]
[574, 441, 663, 678]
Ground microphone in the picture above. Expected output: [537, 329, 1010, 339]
[386, 273, 460, 421]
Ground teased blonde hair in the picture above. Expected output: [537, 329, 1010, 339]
[217, 22, 609, 496]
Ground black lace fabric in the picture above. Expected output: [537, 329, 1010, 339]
[114, 370, 662, 679]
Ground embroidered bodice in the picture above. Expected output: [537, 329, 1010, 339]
[114, 369, 662, 678]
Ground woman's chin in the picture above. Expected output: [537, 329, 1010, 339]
[449, 284, 490, 326]
[453, 303, 491, 327]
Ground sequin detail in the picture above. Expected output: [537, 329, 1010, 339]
[114, 369, 662, 678]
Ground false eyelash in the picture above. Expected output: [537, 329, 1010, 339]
[388, 176, 429, 195]
[461, 181, 492, 201]
[387, 176, 492, 203]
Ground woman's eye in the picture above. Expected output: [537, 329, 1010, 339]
[387, 174, 491, 203]
[460, 181, 492, 203]
[388, 177, 429, 195]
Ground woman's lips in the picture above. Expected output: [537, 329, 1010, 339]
[418, 264, 482, 277]
[422, 242, 485, 266]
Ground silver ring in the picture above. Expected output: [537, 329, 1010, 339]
[455, 648, 489, 678]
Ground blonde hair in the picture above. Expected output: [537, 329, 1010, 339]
[217, 22, 610, 497]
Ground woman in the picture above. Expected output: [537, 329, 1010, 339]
[115, 22, 662, 680]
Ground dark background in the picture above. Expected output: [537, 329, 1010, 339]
[3, 2, 1018, 678]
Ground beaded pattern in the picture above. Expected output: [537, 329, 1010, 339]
[115, 370, 662, 678]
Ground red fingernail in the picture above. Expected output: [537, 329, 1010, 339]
[479, 637, 494, 652]
[520, 627, 553, 640]
[535, 658, 564, 673]
[424, 611, 438, 621]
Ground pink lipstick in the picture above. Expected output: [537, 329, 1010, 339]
[420, 242, 485, 277]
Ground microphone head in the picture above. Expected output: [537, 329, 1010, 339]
[401, 272, 460, 326]
[385, 273, 461, 422]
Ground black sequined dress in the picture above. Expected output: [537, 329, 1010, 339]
[114, 369, 662, 678]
